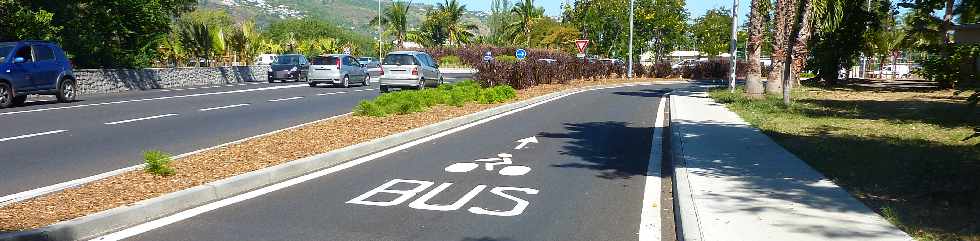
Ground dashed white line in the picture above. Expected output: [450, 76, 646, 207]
[317, 91, 347, 96]
[0, 84, 306, 117]
[199, 104, 250, 112]
[267, 97, 304, 102]
[159, 89, 172, 92]
[104, 114, 179, 125]
[0, 130, 68, 143]
[186, 87, 198, 90]
[224, 84, 235, 87]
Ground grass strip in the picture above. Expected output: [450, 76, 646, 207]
[708, 87, 979, 241]
[354, 81, 517, 117]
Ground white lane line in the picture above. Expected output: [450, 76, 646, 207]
[0, 130, 68, 143]
[172, 89, 184, 91]
[224, 85, 235, 87]
[0, 113, 354, 207]
[92, 83, 652, 241]
[237, 84, 247, 86]
[104, 114, 179, 125]
[639, 94, 668, 241]
[159, 89, 172, 92]
[267, 96, 304, 102]
[0, 84, 307, 117]
[353, 89, 368, 92]
[199, 104, 250, 112]
[316, 91, 347, 96]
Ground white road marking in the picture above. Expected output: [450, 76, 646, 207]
[267, 96, 303, 102]
[237, 84, 247, 86]
[186, 87, 198, 90]
[317, 91, 347, 96]
[0, 130, 68, 143]
[0, 84, 306, 117]
[199, 104, 250, 112]
[159, 89, 172, 92]
[638, 94, 667, 241]
[104, 114, 179, 125]
[513, 136, 538, 150]
[93, 82, 645, 241]
[224, 84, 235, 87]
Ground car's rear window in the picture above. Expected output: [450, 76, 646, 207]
[275, 55, 303, 65]
[312, 56, 340, 65]
[383, 54, 417, 66]
[0, 45, 14, 63]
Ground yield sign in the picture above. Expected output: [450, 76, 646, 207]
[575, 39, 590, 54]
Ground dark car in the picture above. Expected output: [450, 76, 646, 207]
[267, 54, 309, 83]
[0, 40, 77, 108]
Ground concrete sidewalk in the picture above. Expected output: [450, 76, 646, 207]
[669, 88, 912, 241]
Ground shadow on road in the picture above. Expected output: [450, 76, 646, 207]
[539, 121, 655, 180]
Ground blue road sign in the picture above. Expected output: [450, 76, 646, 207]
[483, 51, 493, 61]
[515, 49, 527, 60]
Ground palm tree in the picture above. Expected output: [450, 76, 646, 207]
[179, 22, 213, 67]
[508, 0, 543, 46]
[372, 1, 412, 48]
[746, 0, 770, 98]
[438, 0, 479, 46]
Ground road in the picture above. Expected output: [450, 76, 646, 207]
[114, 84, 675, 241]
[0, 73, 472, 197]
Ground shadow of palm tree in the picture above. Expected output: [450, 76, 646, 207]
[539, 121, 654, 180]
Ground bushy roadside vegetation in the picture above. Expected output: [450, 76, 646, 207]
[709, 87, 979, 241]
[354, 80, 516, 117]
[413, 46, 747, 90]
[143, 150, 175, 176]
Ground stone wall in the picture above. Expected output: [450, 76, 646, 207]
[74, 65, 271, 96]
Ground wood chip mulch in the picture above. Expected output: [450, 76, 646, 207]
[0, 78, 676, 231]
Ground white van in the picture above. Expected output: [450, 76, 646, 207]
[254, 54, 278, 65]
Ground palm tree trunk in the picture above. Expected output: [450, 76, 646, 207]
[746, 0, 765, 98]
[767, 0, 797, 95]
[790, 2, 817, 87]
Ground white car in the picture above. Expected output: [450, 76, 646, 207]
[254, 54, 278, 65]
[307, 54, 369, 88]
[378, 51, 443, 93]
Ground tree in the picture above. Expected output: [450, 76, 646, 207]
[178, 22, 213, 67]
[438, 0, 478, 46]
[691, 8, 733, 56]
[488, 0, 516, 45]
[508, 0, 545, 46]
[746, 0, 770, 98]
[0, 0, 61, 41]
[808, 0, 882, 84]
[372, 1, 412, 48]
[266, 18, 376, 56]
[639, 0, 690, 63]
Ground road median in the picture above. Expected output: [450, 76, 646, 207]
[0, 78, 684, 241]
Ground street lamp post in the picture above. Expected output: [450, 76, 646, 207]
[628, 0, 635, 79]
[728, 0, 739, 92]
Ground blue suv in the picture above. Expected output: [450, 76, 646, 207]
[0, 41, 77, 108]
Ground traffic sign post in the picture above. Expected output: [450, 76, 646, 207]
[515, 49, 527, 60]
[483, 51, 493, 62]
[343, 47, 352, 55]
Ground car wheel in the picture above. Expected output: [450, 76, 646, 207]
[268, 78, 275, 83]
[417, 79, 425, 90]
[342, 76, 350, 88]
[380, 85, 389, 93]
[0, 83, 13, 108]
[308, 82, 317, 87]
[12, 95, 26, 106]
[363, 75, 371, 86]
[56, 79, 77, 103]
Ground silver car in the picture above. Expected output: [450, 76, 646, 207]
[378, 51, 443, 93]
[308, 54, 369, 88]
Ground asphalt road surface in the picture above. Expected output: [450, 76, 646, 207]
[119, 84, 676, 241]
[0, 73, 472, 197]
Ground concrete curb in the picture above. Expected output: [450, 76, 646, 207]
[0, 81, 676, 241]
[669, 88, 704, 241]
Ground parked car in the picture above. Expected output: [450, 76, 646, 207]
[254, 54, 278, 65]
[267, 54, 309, 83]
[537, 58, 557, 64]
[870, 65, 916, 79]
[671, 59, 700, 70]
[599, 58, 624, 65]
[378, 51, 443, 93]
[0, 41, 77, 108]
[308, 54, 369, 88]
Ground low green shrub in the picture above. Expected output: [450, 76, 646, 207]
[143, 150, 175, 176]
[439, 55, 465, 67]
[353, 80, 517, 117]
[495, 55, 519, 64]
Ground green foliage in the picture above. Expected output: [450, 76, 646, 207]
[372, 1, 412, 47]
[143, 150, 175, 176]
[265, 18, 375, 56]
[690, 7, 733, 57]
[495, 55, 519, 63]
[0, 0, 62, 41]
[439, 55, 465, 67]
[564, 0, 689, 60]
[353, 80, 517, 117]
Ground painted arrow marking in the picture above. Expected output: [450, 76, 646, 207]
[514, 136, 538, 150]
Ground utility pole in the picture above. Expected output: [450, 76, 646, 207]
[628, 0, 635, 78]
[729, 0, 739, 92]
[378, 0, 383, 62]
